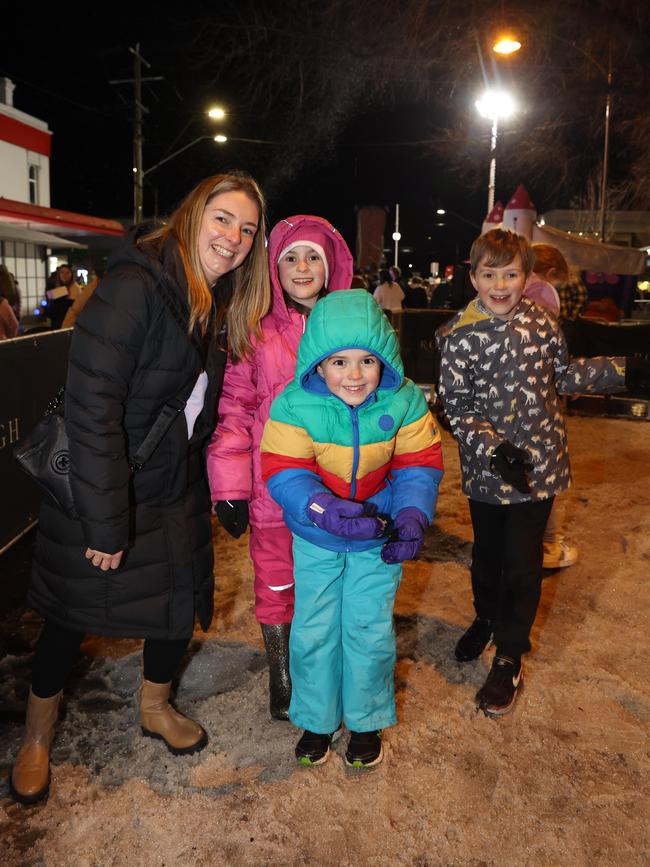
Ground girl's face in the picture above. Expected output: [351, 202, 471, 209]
[277, 245, 326, 309]
[197, 190, 259, 285]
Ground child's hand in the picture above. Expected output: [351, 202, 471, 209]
[307, 493, 386, 540]
[490, 442, 532, 494]
[214, 500, 250, 538]
[381, 508, 428, 563]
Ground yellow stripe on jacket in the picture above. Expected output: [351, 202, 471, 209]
[394, 411, 441, 455]
[261, 419, 314, 459]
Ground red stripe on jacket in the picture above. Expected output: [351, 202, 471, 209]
[392, 442, 444, 471]
[261, 453, 317, 482]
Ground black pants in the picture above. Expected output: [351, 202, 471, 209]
[31, 620, 191, 699]
[468, 497, 554, 659]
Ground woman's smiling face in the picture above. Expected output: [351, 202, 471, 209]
[197, 190, 260, 285]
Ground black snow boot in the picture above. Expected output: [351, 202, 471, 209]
[261, 623, 291, 720]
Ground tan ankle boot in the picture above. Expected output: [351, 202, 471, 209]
[11, 689, 62, 805]
[139, 679, 207, 755]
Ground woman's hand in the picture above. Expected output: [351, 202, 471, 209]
[85, 548, 124, 571]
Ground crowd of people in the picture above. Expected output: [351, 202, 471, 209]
[8, 171, 650, 806]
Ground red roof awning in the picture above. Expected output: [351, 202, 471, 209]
[0, 197, 125, 238]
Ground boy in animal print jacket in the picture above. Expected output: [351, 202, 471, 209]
[436, 228, 648, 717]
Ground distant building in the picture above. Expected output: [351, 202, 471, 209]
[540, 210, 650, 250]
[0, 77, 124, 316]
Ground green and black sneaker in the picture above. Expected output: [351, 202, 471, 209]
[295, 729, 338, 766]
[345, 730, 383, 768]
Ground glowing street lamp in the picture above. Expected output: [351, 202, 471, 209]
[492, 32, 611, 241]
[214, 134, 228, 143]
[475, 89, 516, 213]
[493, 37, 521, 56]
[207, 106, 226, 120]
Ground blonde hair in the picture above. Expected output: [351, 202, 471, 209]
[532, 244, 569, 284]
[140, 172, 270, 360]
[470, 229, 536, 276]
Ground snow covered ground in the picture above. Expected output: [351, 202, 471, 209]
[1, 417, 648, 866]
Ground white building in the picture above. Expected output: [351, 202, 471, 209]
[0, 77, 124, 318]
[0, 78, 51, 207]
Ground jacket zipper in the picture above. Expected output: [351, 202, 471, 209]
[349, 405, 360, 499]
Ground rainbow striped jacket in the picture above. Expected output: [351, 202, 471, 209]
[261, 290, 444, 552]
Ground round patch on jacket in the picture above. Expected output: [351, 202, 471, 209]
[378, 414, 394, 431]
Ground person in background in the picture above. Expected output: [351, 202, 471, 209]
[0, 294, 19, 339]
[404, 276, 429, 308]
[559, 266, 589, 328]
[44, 265, 82, 329]
[61, 267, 105, 329]
[373, 268, 404, 313]
[0, 264, 21, 321]
[350, 267, 368, 290]
[524, 244, 563, 316]
[524, 244, 577, 569]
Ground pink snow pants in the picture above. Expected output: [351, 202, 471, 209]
[249, 524, 295, 625]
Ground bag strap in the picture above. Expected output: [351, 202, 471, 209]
[129, 395, 190, 471]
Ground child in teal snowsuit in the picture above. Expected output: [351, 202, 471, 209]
[261, 290, 444, 767]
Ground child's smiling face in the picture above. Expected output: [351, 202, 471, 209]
[278, 245, 326, 309]
[471, 253, 526, 320]
[317, 349, 381, 406]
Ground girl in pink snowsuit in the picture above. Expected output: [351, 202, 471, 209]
[206, 215, 353, 718]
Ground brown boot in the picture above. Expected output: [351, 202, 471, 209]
[139, 679, 207, 755]
[10, 689, 62, 805]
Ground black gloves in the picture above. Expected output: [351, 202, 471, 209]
[215, 500, 249, 538]
[490, 442, 532, 494]
[625, 357, 650, 392]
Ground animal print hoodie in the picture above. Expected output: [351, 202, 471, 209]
[436, 296, 625, 505]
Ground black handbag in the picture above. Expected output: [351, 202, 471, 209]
[14, 386, 191, 520]
[14, 388, 76, 517]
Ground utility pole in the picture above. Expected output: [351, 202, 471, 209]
[598, 50, 613, 243]
[109, 46, 163, 224]
[132, 43, 145, 224]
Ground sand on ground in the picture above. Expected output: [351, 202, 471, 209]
[0, 416, 648, 866]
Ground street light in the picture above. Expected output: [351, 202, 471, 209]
[392, 203, 401, 268]
[207, 106, 226, 120]
[493, 37, 521, 55]
[475, 89, 516, 214]
[492, 34, 611, 242]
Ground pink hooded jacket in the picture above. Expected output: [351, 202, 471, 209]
[206, 215, 353, 529]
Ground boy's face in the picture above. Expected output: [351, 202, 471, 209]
[278, 245, 326, 309]
[317, 349, 381, 406]
[470, 253, 527, 320]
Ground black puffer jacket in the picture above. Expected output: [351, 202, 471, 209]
[29, 232, 227, 639]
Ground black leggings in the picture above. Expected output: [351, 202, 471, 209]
[31, 620, 191, 699]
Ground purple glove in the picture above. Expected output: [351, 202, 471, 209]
[307, 492, 387, 540]
[381, 508, 429, 564]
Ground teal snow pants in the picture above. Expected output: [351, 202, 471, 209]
[289, 535, 402, 734]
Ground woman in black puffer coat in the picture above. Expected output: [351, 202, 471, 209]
[11, 173, 270, 805]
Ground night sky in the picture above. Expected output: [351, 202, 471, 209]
[5, 3, 641, 272]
